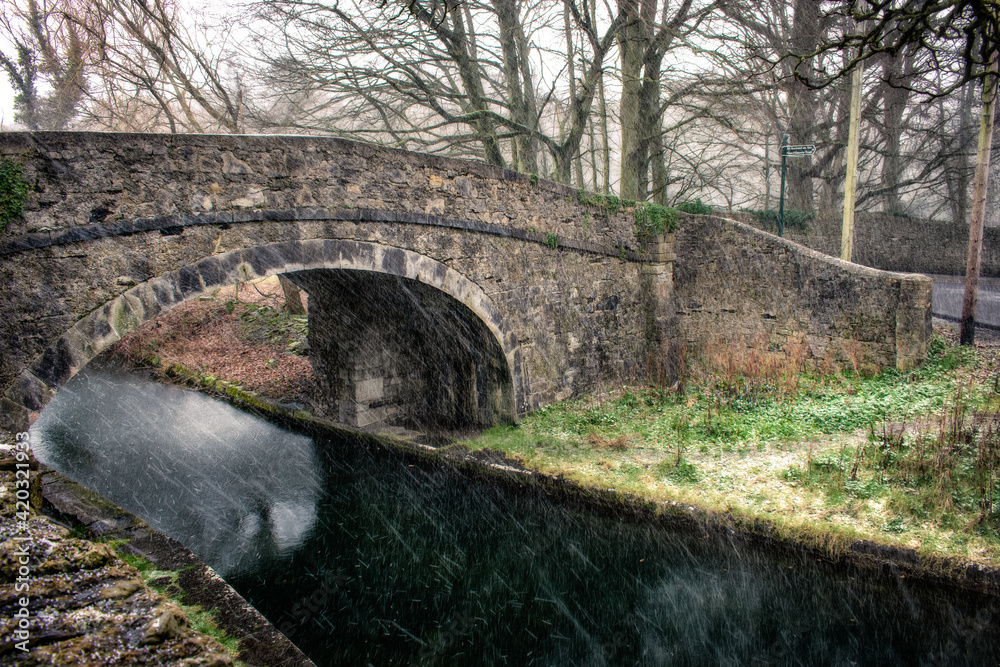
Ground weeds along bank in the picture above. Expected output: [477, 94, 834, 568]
[102, 278, 1000, 580]
[467, 328, 1000, 570]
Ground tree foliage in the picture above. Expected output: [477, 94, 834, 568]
[0, 0, 993, 231]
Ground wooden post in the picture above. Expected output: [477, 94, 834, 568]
[960, 51, 999, 346]
[778, 134, 788, 237]
[841, 62, 863, 262]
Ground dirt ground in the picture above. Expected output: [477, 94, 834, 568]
[109, 277, 315, 404]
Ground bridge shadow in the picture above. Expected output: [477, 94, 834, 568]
[291, 269, 513, 432]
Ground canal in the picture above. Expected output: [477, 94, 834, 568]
[30, 362, 1000, 666]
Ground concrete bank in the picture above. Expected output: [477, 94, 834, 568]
[0, 433, 314, 666]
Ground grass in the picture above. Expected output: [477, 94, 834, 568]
[110, 545, 249, 665]
[463, 329, 1000, 567]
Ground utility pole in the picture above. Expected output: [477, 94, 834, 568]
[961, 50, 999, 346]
[841, 58, 863, 262]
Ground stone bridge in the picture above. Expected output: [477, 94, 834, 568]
[0, 132, 932, 433]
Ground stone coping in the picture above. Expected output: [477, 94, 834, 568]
[704, 212, 933, 286]
[35, 462, 316, 666]
[0, 207, 649, 262]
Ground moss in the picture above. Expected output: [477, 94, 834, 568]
[109, 545, 248, 664]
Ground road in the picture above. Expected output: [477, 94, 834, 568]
[931, 275, 1000, 330]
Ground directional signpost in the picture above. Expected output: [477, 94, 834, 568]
[782, 145, 815, 156]
[776, 135, 815, 237]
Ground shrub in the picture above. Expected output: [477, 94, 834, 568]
[634, 202, 678, 236]
[740, 207, 814, 231]
[675, 198, 711, 215]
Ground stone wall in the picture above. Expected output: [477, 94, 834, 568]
[0, 131, 638, 251]
[724, 210, 1000, 277]
[292, 269, 513, 430]
[0, 215, 663, 432]
[673, 214, 932, 373]
[0, 131, 932, 431]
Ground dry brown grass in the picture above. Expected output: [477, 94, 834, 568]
[586, 431, 636, 451]
[109, 278, 315, 403]
[698, 334, 807, 401]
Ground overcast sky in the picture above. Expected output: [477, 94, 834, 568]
[1, 77, 15, 128]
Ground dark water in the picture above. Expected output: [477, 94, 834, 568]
[31, 364, 1000, 666]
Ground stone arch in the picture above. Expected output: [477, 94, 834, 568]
[7, 239, 522, 430]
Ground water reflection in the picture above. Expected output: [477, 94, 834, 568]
[29, 363, 1000, 666]
[30, 362, 322, 577]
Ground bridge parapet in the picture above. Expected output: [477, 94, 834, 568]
[674, 213, 932, 374]
[0, 131, 639, 252]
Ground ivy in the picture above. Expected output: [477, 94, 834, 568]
[634, 202, 678, 236]
[675, 198, 711, 215]
[740, 206, 814, 231]
[574, 190, 678, 238]
[0, 157, 30, 234]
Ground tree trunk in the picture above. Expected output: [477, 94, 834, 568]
[879, 52, 913, 213]
[598, 61, 611, 194]
[278, 275, 306, 315]
[442, 5, 506, 167]
[948, 82, 978, 226]
[785, 0, 819, 212]
[960, 52, 998, 346]
[617, 0, 648, 200]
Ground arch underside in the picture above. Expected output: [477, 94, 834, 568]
[2, 240, 523, 432]
[291, 270, 512, 430]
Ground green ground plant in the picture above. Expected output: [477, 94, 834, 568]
[675, 199, 712, 215]
[464, 330, 1000, 565]
[236, 302, 309, 354]
[634, 202, 678, 236]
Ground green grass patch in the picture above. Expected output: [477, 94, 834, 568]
[463, 330, 1000, 566]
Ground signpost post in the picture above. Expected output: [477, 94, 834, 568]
[776, 137, 815, 237]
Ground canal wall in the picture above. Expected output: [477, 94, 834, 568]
[674, 214, 932, 373]
[0, 434, 313, 666]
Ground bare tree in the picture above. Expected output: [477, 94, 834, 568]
[81, 0, 245, 133]
[249, 0, 621, 185]
[0, 0, 92, 129]
[615, 0, 721, 203]
[797, 1, 998, 346]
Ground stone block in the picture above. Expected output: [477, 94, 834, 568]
[353, 377, 384, 404]
[150, 274, 186, 309]
[5, 370, 57, 413]
[177, 264, 205, 298]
